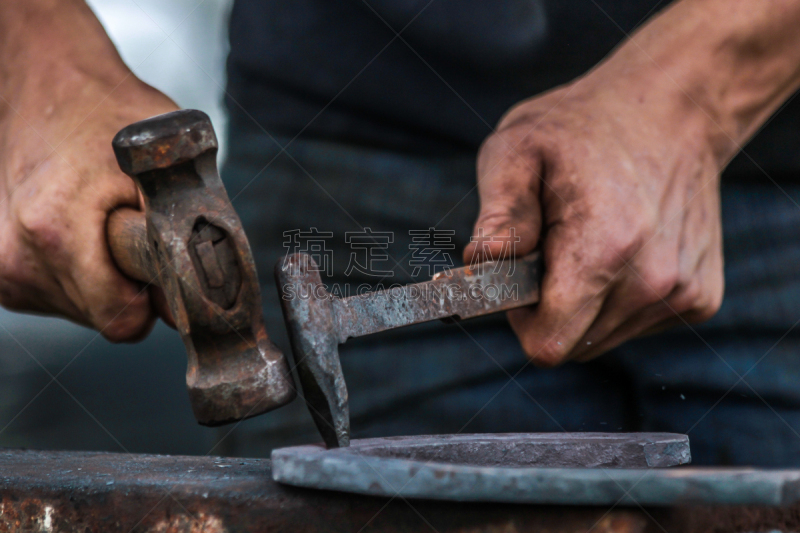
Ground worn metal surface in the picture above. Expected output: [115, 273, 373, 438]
[110, 110, 295, 426]
[0, 448, 659, 533]
[335, 253, 542, 339]
[272, 434, 800, 506]
[276, 252, 541, 448]
[274, 433, 691, 471]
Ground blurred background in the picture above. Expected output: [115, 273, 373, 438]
[0, 0, 238, 456]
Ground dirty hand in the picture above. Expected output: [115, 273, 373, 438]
[0, 0, 177, 341]
[464, 0, 800, 366]
[464, 76, 724, 366]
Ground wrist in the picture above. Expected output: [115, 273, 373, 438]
[584, 0, 800, 170]
[1, 0, 131, 106]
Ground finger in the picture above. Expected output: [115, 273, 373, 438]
[635, 315, 685, 339]
[568, 204, 691, 361]
[574, 301, 677, 361]
[567, 241, 681, 360]
[463, 127, 543, 265]
[664, 182, 723, 324]
[568, 274, 657, 360]
[0, 256, 89, 326]
[570, 260, 684, 362]
[149, 285, 176, 329]
[68, 172, 158, 343]
[509, 223, 616, 367]
[76, 217, 156, 342]
[574, 241, 724, 361]
[598, 257, 722, 351]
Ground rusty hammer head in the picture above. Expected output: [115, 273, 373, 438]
[275, 253, 349, 447]
[112, 110, 296, 426]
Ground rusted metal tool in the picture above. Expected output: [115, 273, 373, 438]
[107, 109, 295, 426]
[276, 252, 542, 448]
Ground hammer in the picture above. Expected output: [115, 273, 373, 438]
[106, 109, 295, 426]
[276, 252, 542, 448]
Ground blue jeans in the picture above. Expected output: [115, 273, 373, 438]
[222, 122, 800, 466]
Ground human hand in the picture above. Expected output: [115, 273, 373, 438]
[464, 70, 724, 366]
[0, 57, 177, 341]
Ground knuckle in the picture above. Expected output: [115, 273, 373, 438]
[707, 289, 724, 316]
[591, 235, 639, 275]
[596, 212, 657, 270]
[474, 210, 514, 233]
[495, 124, 534, 148]
[680, 281, 703, 310]
[477, 132, 508, 163]
[526, 341, 568, 368]
[605, 230, 647, 266]
[642, 267, 680, 303]
[670, 279, 723, 322]
[692, 290, 724, 323]
[16, 204, 63, 255]
[478, 127, 537, 167]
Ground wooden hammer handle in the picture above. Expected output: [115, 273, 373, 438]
[107, 207, 160, 286]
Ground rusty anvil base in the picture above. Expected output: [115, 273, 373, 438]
[5, 449, 800, 533]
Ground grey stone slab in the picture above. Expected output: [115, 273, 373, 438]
[272, 434, 800, 506]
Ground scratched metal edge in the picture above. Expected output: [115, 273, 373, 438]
[271, 449, 800, 506]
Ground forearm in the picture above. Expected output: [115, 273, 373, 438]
[0, 0, 131, 115]
[584, 0, 800, 167]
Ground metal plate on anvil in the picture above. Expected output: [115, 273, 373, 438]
[276, 432, 800, 506]
[273, 433, 800, 506]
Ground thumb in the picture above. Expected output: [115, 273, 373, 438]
[463, 131, 543, 265]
